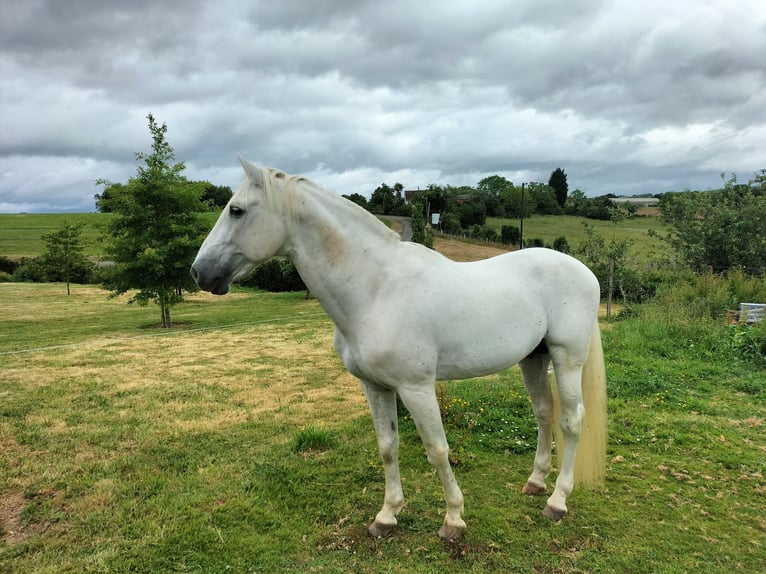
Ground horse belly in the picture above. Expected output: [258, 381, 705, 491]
[433, 311, 545, 380]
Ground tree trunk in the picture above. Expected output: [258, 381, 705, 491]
[161, 302, 172, 328]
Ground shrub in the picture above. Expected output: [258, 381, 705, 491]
[0, 255, 21, 275]
[552, 236, 570, 253]
[501, 225, 520, 246]
[727, 322, 766, 366]
[237, 258, 307, 292]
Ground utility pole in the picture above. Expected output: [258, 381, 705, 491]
[519, 182, 525, 248]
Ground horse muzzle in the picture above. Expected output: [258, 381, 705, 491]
[190, 262, 231, 295]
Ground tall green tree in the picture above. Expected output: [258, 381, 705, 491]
[548, 167, 569, 208]
[40, 221, 92, 295]
[101, 114, 209, 327]
[661, 172, 766, 276]
[476, 175, 511, 216]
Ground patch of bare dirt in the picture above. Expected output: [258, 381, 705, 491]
[0, 492, 27, 545]
[433, 236, 510, 262]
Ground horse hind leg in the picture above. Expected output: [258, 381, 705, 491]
[360, 380, 405, 538]
[543, 352, 586, 521]
[520, 353, 554, 497]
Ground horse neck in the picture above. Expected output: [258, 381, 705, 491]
[285, 184, 400, 325]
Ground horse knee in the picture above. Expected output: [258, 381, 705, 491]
[559, 405, 585, 436]
[425, 443, 450, 467]
[377, 437, 399, 464]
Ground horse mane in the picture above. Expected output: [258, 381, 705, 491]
[258, 167, 401, 244]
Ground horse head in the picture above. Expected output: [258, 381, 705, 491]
[191, 157, 291, 295]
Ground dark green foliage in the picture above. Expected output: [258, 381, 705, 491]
[94, 182, 129, 213]
[237, 258, 307, 292]
[39, 221, 93, 294]
[501, 224, 520, 245]
[369, 182, 408, 215]
[0, 255, 19, 274]
[527, 182, 562, 215]
[342, 193, 369, 209]
[524, 238, 545, 248]
[200, 183, 233, 209]
[548, 167, 569, 208]
[410, 207, 434, 248]
[458, 200, 486, 227]
[476, 175, 512, 217]
[11, 257, 47, 282]
[100, 114, 209, 327]
[661, 172, 766, 275]
[552, 235, 570, 253]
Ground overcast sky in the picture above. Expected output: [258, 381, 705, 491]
[1, 0, 765, 213]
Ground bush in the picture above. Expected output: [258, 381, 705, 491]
[236, 258, 307, 292]
[501, 225, 520, 246]
[653, 270, 766, 320]
[0, 255, 21, 275]
[524, 238, 545, 248]
[12, 258, 46, 282]
[727, 322, 766, 366]
[552, 236, 570, 253]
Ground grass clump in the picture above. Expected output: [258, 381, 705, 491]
[291, 426, 337, 454]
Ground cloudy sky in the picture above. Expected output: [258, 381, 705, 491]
[1, 0, 765, 213]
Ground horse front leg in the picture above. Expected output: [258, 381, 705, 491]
[360, 379, 405, 538]
[398, 385, 466, 540]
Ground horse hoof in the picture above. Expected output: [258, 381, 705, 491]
[438, 524, 466, 541]
[522, 482, 547, 496]
[542, 504, 567, 521]
[368, 520, 397, 539]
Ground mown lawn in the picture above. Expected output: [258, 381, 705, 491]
[0, 283, 764, 573]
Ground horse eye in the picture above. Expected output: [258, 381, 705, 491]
[229, 205, 245, 218]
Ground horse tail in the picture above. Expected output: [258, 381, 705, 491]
[551, 321, 607, 488]
[574, 322, 607, 488]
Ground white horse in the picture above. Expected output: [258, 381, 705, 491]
[191, 158, 607, 541]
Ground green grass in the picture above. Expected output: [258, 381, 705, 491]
[0, 213, 221, 260]
[1, 212, 667, 263]
[487, 214, 670, 262]
[1, 284, 764, 573]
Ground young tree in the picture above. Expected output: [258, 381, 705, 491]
[101, 114, 209, 327]
[549, 167, 569, 208]
[40, 221, 92, 295]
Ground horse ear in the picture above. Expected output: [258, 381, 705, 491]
[238, 155, 265, 187]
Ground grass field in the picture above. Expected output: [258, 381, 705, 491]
[0, 213, 220, 260]
[1, 212, 667, 263]
[1, 270, 764, 572]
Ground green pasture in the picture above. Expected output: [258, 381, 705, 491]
[0, 212, 668, 262]
[486, 214, 671, 262]
[0, 213, 221, 260]
[1, 283, 764, 573]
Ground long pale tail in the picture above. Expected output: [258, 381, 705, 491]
[553, 323, 607, 488]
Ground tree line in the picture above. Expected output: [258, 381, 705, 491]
[344, 166, 628, 236]
[3, 114, 765, 328]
